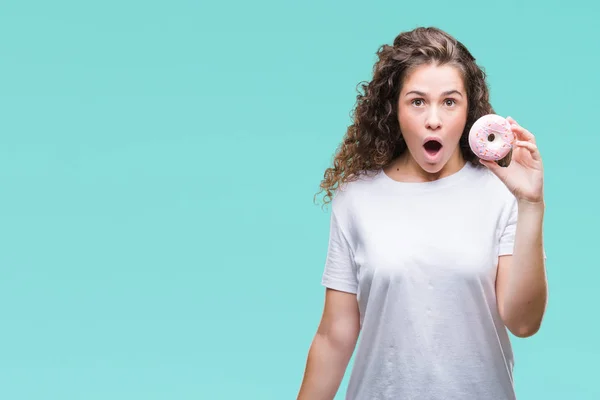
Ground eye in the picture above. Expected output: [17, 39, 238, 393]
[445, 99, 457, 106]
[411, 99, 425, 107]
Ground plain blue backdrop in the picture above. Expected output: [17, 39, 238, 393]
[0, 0, 597, 399]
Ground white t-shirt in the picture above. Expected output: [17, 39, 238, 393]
[321, 161, 528, 400]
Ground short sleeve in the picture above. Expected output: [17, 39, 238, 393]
[321, 209, 358, 294]
[498, 196, 547, 258]
[498, 197, 518, 256]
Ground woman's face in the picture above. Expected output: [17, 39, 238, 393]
[397, 63, 469, 175]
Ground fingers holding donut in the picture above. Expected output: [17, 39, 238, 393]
[477, 115, 545, 203]
[514, 140, 542, 162]
[506, 117, 542, 163]
[507, 117, 536, 144]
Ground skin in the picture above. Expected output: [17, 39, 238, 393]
[297, 63, 547, 399]
[384, 62, 468, 182]
[387, 62, 547, 337]
[484, 119, 547, 338]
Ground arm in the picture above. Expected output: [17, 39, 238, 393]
[297, 288, 360, 400]
[496, 199, 548, 338]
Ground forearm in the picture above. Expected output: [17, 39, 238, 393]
[297, 332, 355, 400]
[502, 199, 548, 336]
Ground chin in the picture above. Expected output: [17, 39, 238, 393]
[417, 155, 449, 173]
[419, 162, 445, 174]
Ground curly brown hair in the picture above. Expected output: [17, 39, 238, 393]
[314, 26, 511, 207]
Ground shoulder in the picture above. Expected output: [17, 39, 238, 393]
[469, 162, 514, 198]
[469, 162, 518, 217]
[330, 169, 381, 217]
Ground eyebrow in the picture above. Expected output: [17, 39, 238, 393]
[405, 90, 463, 97]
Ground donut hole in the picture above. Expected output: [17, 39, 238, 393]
[487, 133, 496, 142]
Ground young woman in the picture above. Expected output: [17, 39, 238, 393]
[297, 27, 548, 400]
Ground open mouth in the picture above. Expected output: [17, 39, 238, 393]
[423, 139, 443, 155]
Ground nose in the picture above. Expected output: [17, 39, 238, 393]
[425, 109, 442, 130]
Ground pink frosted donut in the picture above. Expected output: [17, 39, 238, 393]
[468, 114, 515, 161]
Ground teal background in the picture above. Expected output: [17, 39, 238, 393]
[0, 0, 596, 399]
